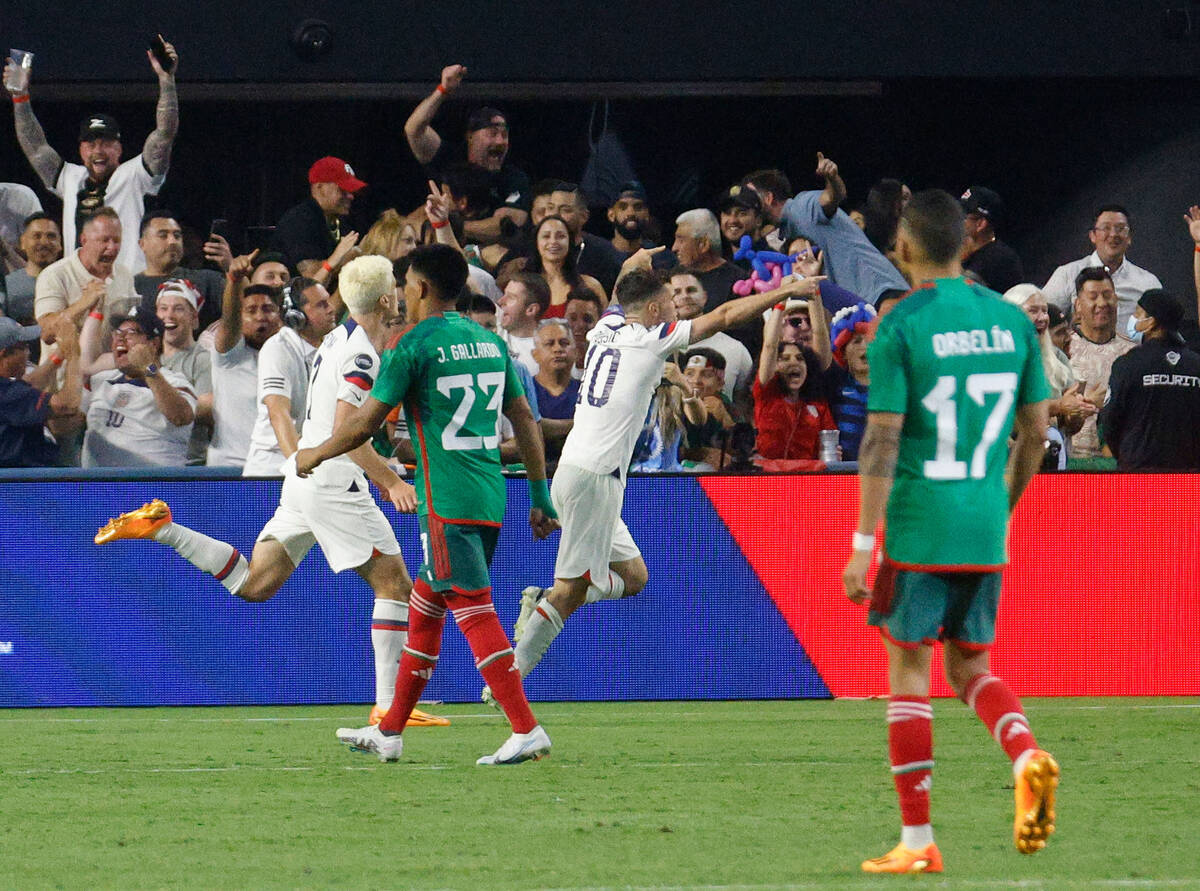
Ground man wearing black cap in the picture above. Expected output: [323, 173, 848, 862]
[4, 39, 179, 273]
[608, 180, 657, 256]
[0, 315, 82, 466]
[271, 156, 367, 273]
[716, 184, 767, 264]
[960, 187, 1025, 294]
[403, 63, 530, 244]
[1099, 289, 1200, 470]
[81, 308, 195, 467]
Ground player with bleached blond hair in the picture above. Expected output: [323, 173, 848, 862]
[96, 254, 448, 727]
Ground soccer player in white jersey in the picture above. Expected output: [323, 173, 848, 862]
[96, 255, 448, 726]
[502, 248, 824, 691]
[242, 276, 338, 475]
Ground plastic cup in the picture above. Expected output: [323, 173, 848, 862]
[5, 50, 33, 93]
[819, 429, 840, 464]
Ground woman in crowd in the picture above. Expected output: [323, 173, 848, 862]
[361, 209, 418, 261]
[1003, 283, 1094, 466]
[522, 215, 606, 317]
[754, 304, 836, 461]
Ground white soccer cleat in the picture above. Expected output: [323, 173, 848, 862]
[335, 724, 403, 762]
[513, 585, 545, 642]
[476, 724, 551, 765]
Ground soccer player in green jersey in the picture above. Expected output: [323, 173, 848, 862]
[296, 244, 559, 766]
[841, 191, 1058, 874]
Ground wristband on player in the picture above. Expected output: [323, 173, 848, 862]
[430, 219, 449, 230]
[852, 531, 876, 552]
[528, 477, 557, 519]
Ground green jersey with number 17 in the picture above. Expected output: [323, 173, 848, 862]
[372, 313, 525, 525]
[867, 277, 1050, 569]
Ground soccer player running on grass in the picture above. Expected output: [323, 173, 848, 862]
[95, 255, 448, 728]
[841, 190, 1058, 875]
[499, 248, 824, 699]
[295, 244, 559, 765]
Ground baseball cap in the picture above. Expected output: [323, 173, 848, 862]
[156, 278, 202, 312]
[716, 184, 762, 214]
[1138, 288, 1185, 332]
[79, 113, 121, 141]
[307, 156, 367, 193]
[0, 316, 41, 350]
[615, 180, 648, 202]
[118, 307, 166, 341]
[466, 107, 507, 132]
[960, 186, 1005, 227]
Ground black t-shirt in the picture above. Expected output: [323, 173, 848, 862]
[135, 266, 226, 331]
[424, 144, 531, 217]
[963, 239, 1025, 295]
[575, 233, 623, 296]
[1099, 339, 1200, 470]
[0, 377, 56, 467]
[271, 198, 338, 271]
[696, 261, 758, 361]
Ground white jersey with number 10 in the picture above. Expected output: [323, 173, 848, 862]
[557, 308, 692, 478]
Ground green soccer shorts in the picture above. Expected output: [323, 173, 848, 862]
[417, 513, 500, 596]
[868, 566, 1002, 649]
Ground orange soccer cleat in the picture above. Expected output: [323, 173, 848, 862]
[861, 842, 944, 874]
[1014, 749, 1059, 854]
[368, 705, 450, 727]
[95, 499, 172, 545]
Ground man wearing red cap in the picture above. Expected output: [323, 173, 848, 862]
[271, 156, 367, 272]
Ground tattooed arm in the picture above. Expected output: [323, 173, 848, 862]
[142, 37, 179, 176]
[11, 102, 64, 190]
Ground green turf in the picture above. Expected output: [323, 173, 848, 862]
[1, 698, 1196, 889]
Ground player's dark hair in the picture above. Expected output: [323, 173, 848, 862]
[899, 189, 964, 265]
[742, 169, 792, 205]
[615, 267, 669, 310]
[407, 243, 468, 302]
[1074, 265, 1114, 294]
[508, 271, 550, 316]
[683, 346, 726, 371]
[139, 209, 179, 236]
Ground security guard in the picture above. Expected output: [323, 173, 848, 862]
[1099, 289, 1200, 469]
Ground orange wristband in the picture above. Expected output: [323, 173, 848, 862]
[50, 354, 64, 366]
[435, 84, 447, 95]
[89, 311, 104, 321]
[322, 261, 334, 273]
[1194, 245, 1200, 254]
[431, 219, 448, 230]
[12, 94, 29, 104]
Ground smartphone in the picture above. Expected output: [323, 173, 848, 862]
[149, 34, 174, 72]
[209, 218, 230, 242]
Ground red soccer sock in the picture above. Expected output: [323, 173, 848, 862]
[449, 590, 537, 734]
[963, 673, 1038, 763]
[887, 696, 934, 827]
[380, 580, 445, 734]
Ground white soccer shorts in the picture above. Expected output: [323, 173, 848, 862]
[551, 463, 641, 583]
[258, 473, 402, 574]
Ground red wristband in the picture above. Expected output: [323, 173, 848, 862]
[12, 93, 29, 104]
[435, 84, 447, 95]
[430, 219, 448, 230]
[50, 353, 64, 366]
[1194, 245, 1200, 254]
[322, 261, 334, 273]
[89, 311, 104, 321]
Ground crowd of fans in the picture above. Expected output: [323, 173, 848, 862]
[2, 52, 1199, 474]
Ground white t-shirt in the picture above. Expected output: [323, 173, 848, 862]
[500, 328, 538, 374]
[298, 319, 379, 490]
[467, 265, 502, 304]
[52, 154, 165, 273]
[243, 326, 316, 476]
[558, 308, 693, 478]
[207, 338, 258, 468]
[689, 330, 753, 402]
[34, 251, 138, 356]
[81, 368, 196, 467]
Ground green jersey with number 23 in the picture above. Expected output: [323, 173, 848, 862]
[372, 313, 525, 525]
[867, 278, 1050, 569]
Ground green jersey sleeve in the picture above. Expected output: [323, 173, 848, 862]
[372, 338, 417, 408]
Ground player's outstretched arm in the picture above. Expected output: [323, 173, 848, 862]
[1006, 400, 1049, 512]
[842, 411, 902, 605]
[505, 395, 560, 539]
[335, 399, 417, 512]
[295, 396, 392, 477]
[691, 274, 825, 344]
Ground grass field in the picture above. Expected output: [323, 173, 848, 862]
[1, 697, 1196, 889]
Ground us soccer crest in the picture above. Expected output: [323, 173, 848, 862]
[114, 390, 133, 409]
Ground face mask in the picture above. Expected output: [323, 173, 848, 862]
[1126, 314, 1145, 343]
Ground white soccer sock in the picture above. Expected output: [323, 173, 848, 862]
[584, 570, 626, 604]
[371, 599, 409, 709]
[154, 522, 248, 594]
[514, 599, 564, 677]
[901, 824, 935, 849]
